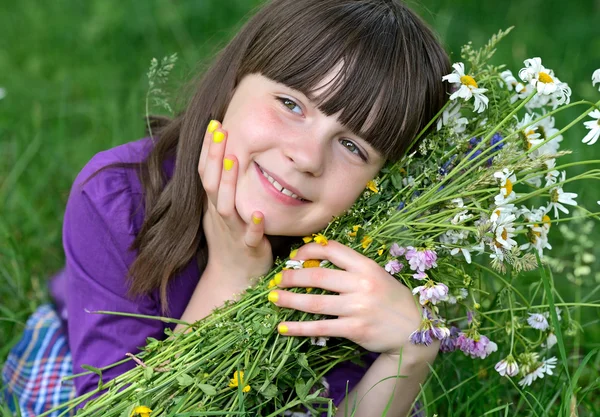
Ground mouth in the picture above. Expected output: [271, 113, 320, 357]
[255, 162, 310, 203]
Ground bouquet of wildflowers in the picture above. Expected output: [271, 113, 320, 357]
[43, 29, 600, 417]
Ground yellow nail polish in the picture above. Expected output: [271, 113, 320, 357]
[207, 120, 219, 134]
[278, 324, 289, 334]
[213, 131, 225, 143]
[290, 249, 298, 259]
[274, 272, 282, 285]
[252, 215, 262, 225]
[268, 291, 279, 303]
[223, 158, 234, 171]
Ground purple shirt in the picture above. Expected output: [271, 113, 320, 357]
[49, 137, 376, 408]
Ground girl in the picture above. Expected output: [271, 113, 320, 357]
[2, 0, 450, 416]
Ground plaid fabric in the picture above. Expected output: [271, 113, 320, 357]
[1, 304, 76, 417]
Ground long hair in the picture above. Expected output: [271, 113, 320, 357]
[88, 0, 451, 313]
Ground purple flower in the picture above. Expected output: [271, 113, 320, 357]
[412, 271, 428, 280]
[490, 132, 504, 152]
[468, 149, 482, 160]
[396, 201, 406, 211]
[412, 282, 449, 305]
[456, 332, 498, 359]
[405, 247, 438, 272]
[409, 313, 451, 347]
[389, 243, 405, 257]
[439, 326, 461, 353]
[384, 260, 403, 275]
[409, 329, 434, 346]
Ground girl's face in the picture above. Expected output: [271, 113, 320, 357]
[221, 73, 385, 236]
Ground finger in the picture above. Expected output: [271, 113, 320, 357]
[293, 240, 375, 274]
[201, 128, 228, 206]
[216, 154, 239, 219]
[268, 290, 348, 316]
[245, 211, 265, 248]
[276, 317, 356, 339]
[198, 120, 220, 177]
[278, 268, 358, 294]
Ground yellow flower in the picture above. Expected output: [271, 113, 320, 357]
[361, 236, 373, 249]
[131, 406, 152, 417]
[228, 370, 251, 392]
[303, 236, 313, 243]
[366, 180, 379, 193]
[313, 233, 328, 246]
[303, 259, 322, 268]
[268, 279, 276, 289]
[306, 288, 313, 293]
[377, 244, 387, 256]
[348, 225, 361, 237]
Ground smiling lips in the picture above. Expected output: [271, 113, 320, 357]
[254, 162, 310, 205]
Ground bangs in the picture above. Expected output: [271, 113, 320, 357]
[238, 0, 450, 161]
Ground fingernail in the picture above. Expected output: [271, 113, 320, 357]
[207, 120, 219, 134]
[290, 249, 298, 259]
[274, 272, 282, 285]
[223, 158, 234, 171]
[252, 215, 262, 225]
[213, 131, 225, 143]
[268, 291, 279, 303]
[278, 324, 289, 334]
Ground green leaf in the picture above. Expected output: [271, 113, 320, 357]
[391, 172, 403, 190]
[296, 353, 316, 379]
[367, 193, 381, 206]
[144, 367, 154, 381]
[196, 383, 217, 396]
[81, 365, 104, 390]
[260, 383, 279, 400]
[177, 373, 194, 387]
[295, 378, 308, 400]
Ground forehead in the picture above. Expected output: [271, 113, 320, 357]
[301, 61, 382, 139]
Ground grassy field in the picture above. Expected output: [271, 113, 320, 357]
[1, 0, 599, 415]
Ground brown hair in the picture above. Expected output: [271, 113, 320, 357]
[89, 0, 450, 312]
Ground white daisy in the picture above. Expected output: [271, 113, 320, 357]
[493, 216, 518, 251]
[543, 159, 560, 188]
[493, 169, 517, 205]
[436, 102, 468, 133]
[310, 336, 329, 347]
[548, 171, 578, 218]
[592, 68, 600, 91]
[533, 114, 563, 156]
[518, 58, 554, 94]
[442, 62, 489, 113]
[284, 259, 328, 270]
[519, 206, 552, 257]
[582, 109, 600, 146]
[527, 313, 549, 331]
[517, 113, 544, 154]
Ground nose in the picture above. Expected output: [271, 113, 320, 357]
[282, 129, 327, 177]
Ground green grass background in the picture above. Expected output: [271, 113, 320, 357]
[1, 0, 599, 415]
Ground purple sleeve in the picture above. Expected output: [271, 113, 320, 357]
[63, 162, 165, 403]
[325, 351, 380, 409]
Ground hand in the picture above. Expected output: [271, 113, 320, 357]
[197, 120, 273, 283]
[270, 240, 438, 363]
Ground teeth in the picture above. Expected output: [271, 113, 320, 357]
[259, 167, 303, 201]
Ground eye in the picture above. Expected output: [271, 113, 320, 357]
[277, 97, 304, 115]
[340, 138, 367, 161]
